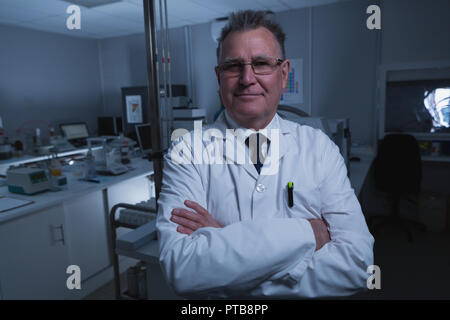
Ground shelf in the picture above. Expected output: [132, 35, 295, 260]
[422, 155, 450, 163]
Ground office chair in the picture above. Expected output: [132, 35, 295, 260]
[368, 134, 427, 242]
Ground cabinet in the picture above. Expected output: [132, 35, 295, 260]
[0, 205, 69, 299]
[0, 191, 111, 299]
[0, 170, 153, 299]
[63, 190, 110, 287]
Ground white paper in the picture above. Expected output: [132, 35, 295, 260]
[280, 58, 303, 106]
[126, 95, 143, 124]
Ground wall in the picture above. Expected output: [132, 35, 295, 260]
[311, 0, 378, 146]
[381, 0, 450, 65]
[98, 27, 188, 117]
[0, 24, 103, 141]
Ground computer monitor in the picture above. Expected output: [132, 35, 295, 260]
[135, 123, 152, 155]
[385, 79, 450, 134]
[60, 122, 89, 140]
[98, 116, 123, 136]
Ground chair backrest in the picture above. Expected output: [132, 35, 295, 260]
[374, 134, 422, 194]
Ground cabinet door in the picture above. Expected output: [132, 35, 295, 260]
[0, 205, 69, 299]
[63, 190, 110, 287]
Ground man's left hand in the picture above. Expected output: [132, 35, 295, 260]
[171, 200, 223, 235]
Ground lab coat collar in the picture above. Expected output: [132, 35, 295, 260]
[209, 108, 293, 177]
[222, 109, 290, 136]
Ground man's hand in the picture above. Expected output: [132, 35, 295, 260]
[309, 219, 331, 251]
[171, 200, 223, 235]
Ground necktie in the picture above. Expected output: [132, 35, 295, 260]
[246, 133, 269, 174]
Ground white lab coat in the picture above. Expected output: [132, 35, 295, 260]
[156, 112, 374, 298]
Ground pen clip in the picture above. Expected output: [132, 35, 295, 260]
[287, 181, 294, 208]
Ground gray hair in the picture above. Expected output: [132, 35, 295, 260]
[216, 10, 286, 63]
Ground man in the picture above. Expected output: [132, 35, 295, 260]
[156, 10, 374, 298]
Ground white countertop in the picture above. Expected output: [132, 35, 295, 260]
[0, 157, 154, 224]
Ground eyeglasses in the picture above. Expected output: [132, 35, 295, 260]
[217, 57, 284, 76]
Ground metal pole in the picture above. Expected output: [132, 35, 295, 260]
[184, 26, 194, 106]
[164, 0, 173, 133]
[143, 0, 163, 201]
[159, 0, 169, 149]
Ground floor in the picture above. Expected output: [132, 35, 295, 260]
[85, 226, 450, 300]
[351, 224, 450, 300]
[84, 272, 129, 300]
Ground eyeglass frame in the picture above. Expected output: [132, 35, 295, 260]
[215, 57, 285, 76]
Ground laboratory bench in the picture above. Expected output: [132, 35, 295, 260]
[348, 146, 375, 198]
[0, 156, 154, 300]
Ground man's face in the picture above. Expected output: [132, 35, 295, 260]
[216, 27, 290, 129]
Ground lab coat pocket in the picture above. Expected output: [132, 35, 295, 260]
[283, 186, 321, 220]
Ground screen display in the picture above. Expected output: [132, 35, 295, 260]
[60, 123, 89, 140]
[30, 171, 48, 184]
[136, 124, 152, 151]
[385, 79, 450, 133]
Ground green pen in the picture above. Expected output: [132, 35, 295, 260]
[288, 181, 294, 207]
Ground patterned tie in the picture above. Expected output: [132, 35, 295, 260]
[246, 133, 270, 174]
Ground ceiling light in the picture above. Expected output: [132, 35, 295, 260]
[61, 0, 122, 8]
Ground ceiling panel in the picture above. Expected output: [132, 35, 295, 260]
[282, 0, 342, 10]
[123, 0, 142, 6]
[0, 5, 56, 23]
[81, 10, 132, 34]
[188, 0, 238, 15]
[165, 0, 221, 21]
[254, 0, 289, 11]
[0, 0, 70, 17]
[0, 0, 343, 39]
[92, 1, 144, 21]
[21, 16, 98, 39]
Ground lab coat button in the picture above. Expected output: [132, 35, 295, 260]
[256, 183, 266, 193]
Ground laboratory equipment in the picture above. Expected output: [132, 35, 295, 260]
[293, 117, 333, 139]
[135, 123, 152, 156]
[7, 167, 51, 195]
[326, 118, 351, 168]
[86, 137, 129, 176]
[0, 143, 12, 160]
[172, 107, 206, 132]
[172, 107, 206, 119]
[60, 122, 89, 147]
[50, 136, 75, 152]
[96, 163, 128, 176]
[0, 119, 13, 160]
[84, 148, 96, 179]
[0, 134, 12, 160]
[98, 116, 123, 136]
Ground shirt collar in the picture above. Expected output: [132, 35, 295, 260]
[223, 109, 279, 141]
